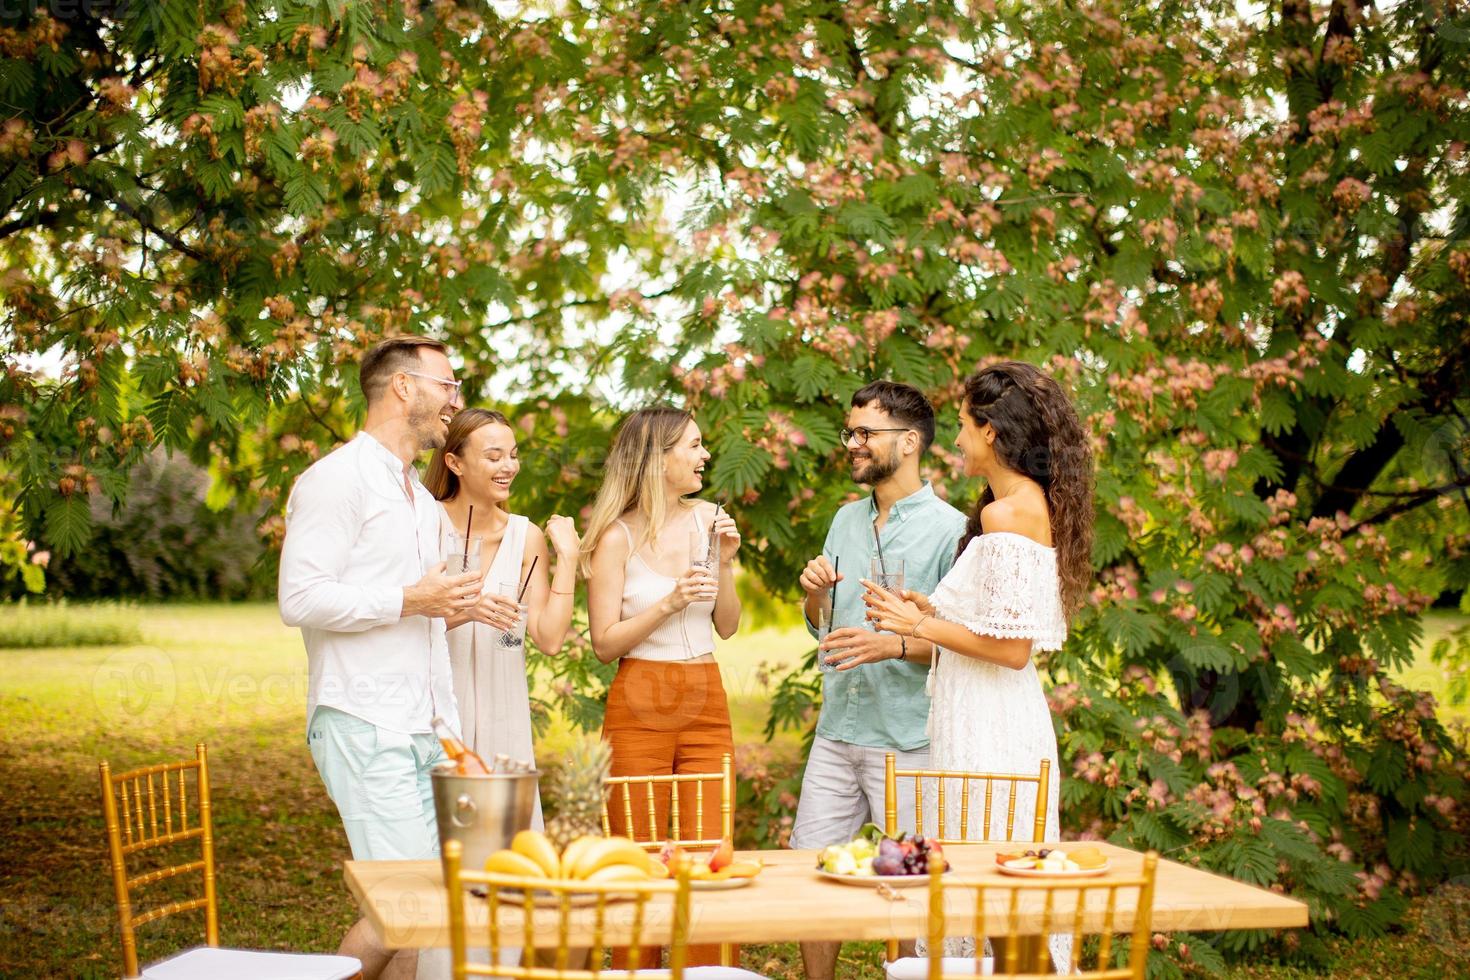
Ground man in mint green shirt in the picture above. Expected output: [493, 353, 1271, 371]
[792, 381, 967, 980]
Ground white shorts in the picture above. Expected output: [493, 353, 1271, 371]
[790, 736, 930, 850]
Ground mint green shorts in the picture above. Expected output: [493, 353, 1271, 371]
[308, 706, 447, 861]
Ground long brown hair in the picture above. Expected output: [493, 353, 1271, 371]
[424, 408, 512, 501]
[958, 361, 1094, 618]
[579, 406, 694, 576]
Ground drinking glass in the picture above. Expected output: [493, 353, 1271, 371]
[689, 530, 720, 601]
[690, 529, 715, 572]
[445, 533, 482, 575]
[495, 580, 525, 648]
[869, 557, 905, 595]
[815, 599, 836, 673]
[868, 557, 905, 632]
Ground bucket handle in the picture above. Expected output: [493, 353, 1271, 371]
[451, 793, 477, 829]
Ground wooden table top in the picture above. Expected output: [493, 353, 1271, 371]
[345, 842, 1308, 949]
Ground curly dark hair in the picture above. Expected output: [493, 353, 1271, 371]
[958, 361, 1094, 618]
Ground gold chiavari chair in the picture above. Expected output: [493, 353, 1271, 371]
[100, 743, 362, 980]
[886, 851, 1160, 979]
[599, 753, 736, 967]
[600, 753, 734, 852]
[883, 754, 1051, 964]
[443, 839, 769, 979]
[884, 754, 1052, 846]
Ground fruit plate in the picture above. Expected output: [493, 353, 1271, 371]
[996, 862, 1110, 878]
[816, 869, 946, 888]
[483, 888, 634, 906]
[688, 875, 756, 891]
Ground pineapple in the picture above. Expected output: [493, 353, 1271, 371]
[544, 737, 611, 851]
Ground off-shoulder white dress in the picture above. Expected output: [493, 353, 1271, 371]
[924, 531, 1069, 970]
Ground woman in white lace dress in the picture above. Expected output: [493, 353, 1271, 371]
[863, 361, 1094, 974]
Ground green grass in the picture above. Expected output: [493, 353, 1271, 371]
[0, 599, 142, 649]
[1, 603, 1467, 978]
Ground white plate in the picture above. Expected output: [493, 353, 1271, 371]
[815, 869, 945, 888]
[689, 875, 756, 891]
[995, 862, 1110, 878]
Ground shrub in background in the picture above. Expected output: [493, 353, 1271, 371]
[35, 451, 269, 601]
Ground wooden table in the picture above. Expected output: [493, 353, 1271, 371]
[346, 842, 1308, 949]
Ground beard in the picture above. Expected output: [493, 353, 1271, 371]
[408, 394, 447, 451]
[850, 444, 900, 485]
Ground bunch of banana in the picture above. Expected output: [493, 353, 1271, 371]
[482, 830, 666, 883]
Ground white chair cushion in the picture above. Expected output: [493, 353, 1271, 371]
[886, 955, 994, 979]
[141, 946, 362, 980]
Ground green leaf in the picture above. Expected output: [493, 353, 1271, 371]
[710, 437, 771, 495]
[837, 201, 895, 245]
[45, 496, 93, 557]
[1385, 816, 1435, 873]
[1259, 817, 1321, 863]
[283, 171, 327, 217]
[1100, 607, 1161, 658]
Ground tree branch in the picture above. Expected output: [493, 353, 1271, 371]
[0, 210, 63, 241]
[80, 184, 204, 261]
[1349, 474, 1470, 531]
[298, 395, 347, 446]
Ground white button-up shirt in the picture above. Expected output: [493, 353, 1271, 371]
[279, 431, 460, 735]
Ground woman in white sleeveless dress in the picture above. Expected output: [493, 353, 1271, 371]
[426, 409, 581, 830]
[863, 361, 1094, 975]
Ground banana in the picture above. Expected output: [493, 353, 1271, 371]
[558, 835, 603, 877]
[512, 830, 561, 877]
[484, 849, 548, 878]
[585, 863, 651, 883]
[571, 836, 654, 880]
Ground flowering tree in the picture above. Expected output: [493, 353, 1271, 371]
[4, 0, 1469, 967]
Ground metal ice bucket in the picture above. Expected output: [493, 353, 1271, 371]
[431, 763, 538, 881]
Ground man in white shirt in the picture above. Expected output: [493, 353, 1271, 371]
[279, 336, 495, 980]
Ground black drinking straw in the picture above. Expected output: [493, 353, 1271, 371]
[830, 555, 840, 614]
[463, 505, 474, 568]
[517, 555, 539, 603]
[707, 490, 729, 561]
[871, 518, 888, 578]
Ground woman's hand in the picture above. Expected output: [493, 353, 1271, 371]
[469, 591, 524, 632]
[899, 589, 935, 615]
[545, 514, 581, 560]
[664, 567, 719, 612]
[712, 512, 741, 564]
[860, 578, 925, 636]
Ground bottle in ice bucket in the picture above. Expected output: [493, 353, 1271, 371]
[431, 716, 491, 775]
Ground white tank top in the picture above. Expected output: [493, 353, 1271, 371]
[617, 513, 716, 662]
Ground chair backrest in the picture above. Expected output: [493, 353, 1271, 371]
[885, 753, 1050, 845]
[920, 851, 1160, 979]
[100, 743, 218, 978]
[443, 838, 693, 979]
[600, 753, 733, 850]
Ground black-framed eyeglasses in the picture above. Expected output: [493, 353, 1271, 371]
[841, 426, 912, 447]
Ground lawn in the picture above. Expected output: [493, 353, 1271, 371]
[1, 603, 1466, 978]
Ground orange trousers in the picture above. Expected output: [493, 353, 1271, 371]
[603, 657, 737, 969]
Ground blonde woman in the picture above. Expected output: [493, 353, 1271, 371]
[426, 408, 580, 829]
[583, 406, 740, 968]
